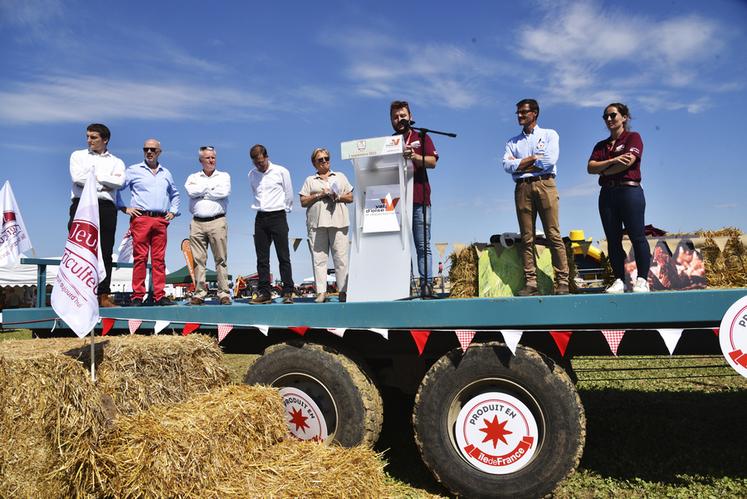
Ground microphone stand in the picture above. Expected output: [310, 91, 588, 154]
[406, 124, 456, 300]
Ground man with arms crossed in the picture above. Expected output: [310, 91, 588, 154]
[502, 99, 569, 296]
[68, 123, 125, 308]
[185, 146, 232, 305]
[120, 139, 180, 306]
[248, 144, 294, 304]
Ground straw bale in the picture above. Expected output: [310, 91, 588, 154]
[89, 334, 231, 416]
[212, 440, 390, 498]
[447, 245, 479, 298]
[97, 385, 288, 498]
[0, 348, 108, 498]
[702, 228, 747, 288]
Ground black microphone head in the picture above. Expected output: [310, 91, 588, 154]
[398, 118, 412, 128]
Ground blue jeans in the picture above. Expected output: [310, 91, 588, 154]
[412, 203, 432, 284]
[599, 185, 650, 281]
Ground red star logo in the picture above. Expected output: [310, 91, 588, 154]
[479, 415, 512, 449]
[288, 407, 310, 433]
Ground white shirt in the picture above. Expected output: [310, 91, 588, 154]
[249, 162, 293, 213]
[185, 169, 231, 217]
[69, 148, 126, 202]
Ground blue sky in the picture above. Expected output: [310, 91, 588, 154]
[1, 0, 746, 280]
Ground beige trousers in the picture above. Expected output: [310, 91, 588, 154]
[514, 177, 569, 286]
[189, 217, 230, 299]
[308, 226, 349, 294]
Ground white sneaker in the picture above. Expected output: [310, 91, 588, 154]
[632, 277, 650, 293]
[605, 279, 625, 294]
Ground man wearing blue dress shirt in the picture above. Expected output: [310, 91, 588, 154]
[120, 138, 180, 305]
[502, 99, 569, 296]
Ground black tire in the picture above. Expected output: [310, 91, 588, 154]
[413, 342, 585, 499]
[244, 342, 383, 447]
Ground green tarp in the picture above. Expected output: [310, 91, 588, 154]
[478, 245, 554, 297]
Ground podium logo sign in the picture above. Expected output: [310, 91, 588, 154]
[720, 295, 747, 378]
[363, 184, 401, 233]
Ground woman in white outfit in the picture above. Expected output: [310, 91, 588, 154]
[299, 148, 354, 302]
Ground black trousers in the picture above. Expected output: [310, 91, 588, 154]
[68, 198, 117, 294]
[254, 210, 294, 294]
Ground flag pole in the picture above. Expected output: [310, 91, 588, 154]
[90, 327, 96, 382]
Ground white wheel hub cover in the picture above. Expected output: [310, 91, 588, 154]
[455, 392, 539, 474]
[279, 387, 328, 442]
[719, 295, 747, 379]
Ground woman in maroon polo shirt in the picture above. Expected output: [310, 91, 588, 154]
[587, 103, 650, 294]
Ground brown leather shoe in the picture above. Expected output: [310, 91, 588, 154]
[555, 284, 570, 295]
[190, 296, 205, 305]
[98, 293, 116, 308]
[516, 284, 539, 297]
[219, 296, 231, 305]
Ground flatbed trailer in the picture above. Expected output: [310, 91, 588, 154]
[3, 288, 746, 498]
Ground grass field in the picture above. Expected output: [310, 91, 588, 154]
[3, 328, 746, 498]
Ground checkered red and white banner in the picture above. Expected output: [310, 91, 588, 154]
[601, 330, 625, 356]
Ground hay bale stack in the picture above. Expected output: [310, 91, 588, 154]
[701, 228, 747, 288]
[89, 334, 230, 416]
[0, 343, 108, 498]
[214, 440, 390, 498]
[97, 385, 289, 497]
[448, 245, 479, 298]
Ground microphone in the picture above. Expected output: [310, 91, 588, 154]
[398, 118, 414, 128]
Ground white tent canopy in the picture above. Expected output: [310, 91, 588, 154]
[0, 255, 138, 291]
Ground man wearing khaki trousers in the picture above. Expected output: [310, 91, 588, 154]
[185, 146, 232, 305]
[502, 98, 569, 296]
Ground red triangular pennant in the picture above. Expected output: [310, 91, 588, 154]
[713, 327, 719, 336]
[549, 331, 572, 357]
[410, 329, 431, 356]
[289, 326, 309, 336]
[101, 318, 115, 336]
[182, 323, 200, 336]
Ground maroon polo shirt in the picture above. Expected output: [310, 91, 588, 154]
[404, 129, 438, 205]
[589, 130, 643, 186]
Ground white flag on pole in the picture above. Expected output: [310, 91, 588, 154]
[0, 180, 33, 267]
[51, 170, 106, 338]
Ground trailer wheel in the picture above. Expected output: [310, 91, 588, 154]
[244, 342, 383, 447]
[413, 342, 584, 499]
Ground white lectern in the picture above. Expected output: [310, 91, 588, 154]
[341, 136, 413, 302]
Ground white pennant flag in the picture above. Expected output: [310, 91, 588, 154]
[116, 229, 134, 263]
[327, 328, 347, 338]
[501, 330, 523, 355]
[659, 328, 684, 355]
[368, 328, 389, 340]
[252, 324, 269, 336]
[0, 180, 34, 267]
[51, 171, 105, 338]
[128, 319, 142, 335]
[153, 320, 170, 335]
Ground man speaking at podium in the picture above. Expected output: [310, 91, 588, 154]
[390, 100, 439, 296]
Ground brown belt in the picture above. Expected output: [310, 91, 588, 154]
[516, 173, 555, 184]
[602, 180, 640, 188]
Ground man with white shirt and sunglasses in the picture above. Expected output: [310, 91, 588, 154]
[185, 146, 232, 305]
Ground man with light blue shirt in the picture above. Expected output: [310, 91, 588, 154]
[502, 99, 569, 296]
[120, 138, 180, 306]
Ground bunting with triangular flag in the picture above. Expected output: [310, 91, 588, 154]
[368, 328, 388, 340]
[501, 330, 523, 355]
[128, 319, 142, 335]
[252, 325, 269, 336]
[327, 328, 347, 338]
[601, 330, 625, 356]
[101, 318, 115, 336]
[289, 326, 309, 336]
[154, 320, 170, 335]
[410, 330, 431, 356]
[549, 331, 572, 357]
[659, 328, 683, 355]
[455, 330, 476, 352]
[182, 323, 200, 336]
[217, 323, 233, 343]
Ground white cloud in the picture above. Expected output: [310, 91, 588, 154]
[562, 178, 600, 198]
[0, 0, 62, 28]
[0, 75, 274, 124]
[516, 1, 726, 109]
